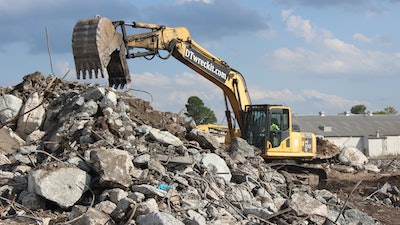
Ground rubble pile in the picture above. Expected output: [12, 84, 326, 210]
[0, 72, 395, 224]
[362, 180, 400, 207]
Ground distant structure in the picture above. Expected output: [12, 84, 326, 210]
[293, 113, 400, 158]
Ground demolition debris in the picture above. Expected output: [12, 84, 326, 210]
[0, 72, 399, 225]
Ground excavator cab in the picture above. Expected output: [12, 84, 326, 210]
[243, 105, 288, 151]
[243, 104, 315, 159]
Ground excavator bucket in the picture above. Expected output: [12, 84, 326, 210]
[72, 16, 131, 88]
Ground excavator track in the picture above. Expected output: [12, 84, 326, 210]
[266, 161, 328, 188]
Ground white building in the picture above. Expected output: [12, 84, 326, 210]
[293, 114, 400, 158]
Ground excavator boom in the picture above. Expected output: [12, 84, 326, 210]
[72, 16, 251, 134]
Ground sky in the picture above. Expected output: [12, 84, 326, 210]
[1, 0, 400, 123]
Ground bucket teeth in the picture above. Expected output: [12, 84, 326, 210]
[75, 61, 104, 80]
[106, 48, 131, 89]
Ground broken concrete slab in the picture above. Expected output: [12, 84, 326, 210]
[289, 192, 328, 224]
[0, 153, 11, 165]
[16, 92, 45, 138]
[95, 200, 117, 215]
[343, 208, 377, 225]
[28, 166, 91, 208]
[136, 212, 184, 225]
[339, 146, 368, 169]
[0, 126, 26, 155]
[131, 184, 167, 198]
[201, 153, 232, 183]
[187, 128, 221, 150]
[229, 137, 256, 158]
[148, 128, 184, 147]
[99, 90, 118, 109]
[90, 148, 134, 188]
[69, 205, 115, 225]
[155, 154, 194, 165]
[0, 94, 22, 124]
[107, 188, 129, 203]
[134, 198, 159, 217]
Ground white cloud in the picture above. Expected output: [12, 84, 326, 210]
[0, 0, 62, 13]
[301, 89, 369, 113]
[266, 47, 347, 74]
[249, 87, 305, 104]
[0, 0, 34, 12]
[264, 10, 400, 77]
[352, 33, 393, 48]
[132, 72, 172, 87]
[176, 0, 212, 4]
[266, 46, 397, 76]
[244, 85, 365, 114]
[55, 60, 72, 77]
[352, 33, 373, 43]
[323, 38, 361, 55]
[281, 10, 316, 43]
[173, 71, 220, 90]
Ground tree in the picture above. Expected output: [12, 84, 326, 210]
[350, 104, 367, 114]
[383, 106, 397, 114]
[184, 96, 217, 125]
[373, 106, 398, 115]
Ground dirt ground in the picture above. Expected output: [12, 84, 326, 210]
[324, 158, 400, 225]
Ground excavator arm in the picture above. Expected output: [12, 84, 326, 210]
[72, 16, 251, 134]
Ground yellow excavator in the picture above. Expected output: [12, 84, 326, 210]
[72, 16, 326, 184]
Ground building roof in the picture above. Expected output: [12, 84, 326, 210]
[293, 114, 400, 137]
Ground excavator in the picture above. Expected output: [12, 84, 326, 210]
[72, 16, 326, 185]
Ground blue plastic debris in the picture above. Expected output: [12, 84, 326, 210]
[156, 183, 176, 191]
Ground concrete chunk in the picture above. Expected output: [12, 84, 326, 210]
[0, 94, 22, 124]
[149, 128, 183, 147]
[201, 153, 232, 183]
[135, 198, 159, 217]
[339, 146, 368, 169]
[95, 200, 117, 215]
[17, 92, 45, 137]
[343, 208, 376, 225]
[100, 90, 118, 109]
[90, 148, 134, 188]
[28, 166, 91, 208]
[229, 137, 256, 160]
[290, 192, 328, 224]
[136, 212, 184, 225]
[186, 209, 207, 225]
[131, 184, 167, 198]
[0, 127, 25, 155]
[187, 128, 221, 150]
[69, 205, 115, 225]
